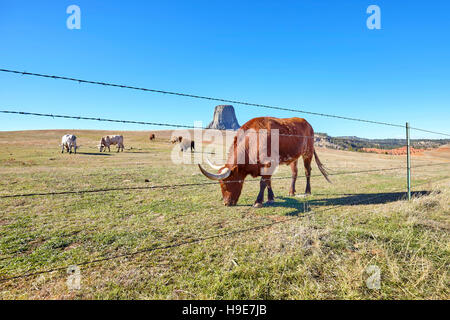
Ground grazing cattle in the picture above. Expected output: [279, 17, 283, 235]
[170, 136, 183, 144]
[61, 134, 78, 154]
[99, 135, 124, 152]
[198, 117, 331, 207]
[178, 137, 195, 152]
[149, 133, 156, 141]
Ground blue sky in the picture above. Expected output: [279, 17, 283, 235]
[0, 0, 449, 139]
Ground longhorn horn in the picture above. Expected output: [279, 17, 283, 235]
[198, 164, 231, 181]
[206, 157, 224, 170]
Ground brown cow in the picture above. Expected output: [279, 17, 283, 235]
[149, 133, 156, 141]
[198, 117, 331, 207]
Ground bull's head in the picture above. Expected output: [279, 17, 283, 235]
[99, 138, 105, 152]
[198, 159, 246, 206]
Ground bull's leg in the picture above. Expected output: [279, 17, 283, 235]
[265, 176, 275, 204]
[289, 160, 298, 196]
[108, 146, 111, 152]
[303, 154, 313, 195]
[253, 176, 268, 208]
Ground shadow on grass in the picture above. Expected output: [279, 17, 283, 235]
[123, 151, 155, 154]
[76, 152, 112, 156]
[265, 191, 433, 216]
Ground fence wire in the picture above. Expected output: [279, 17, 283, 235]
[2, 175, 447, 284]
[1, 68, 450, 137]
[1, 162, 448, 199]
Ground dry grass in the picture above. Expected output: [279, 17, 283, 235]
[0, 130, 449, 299]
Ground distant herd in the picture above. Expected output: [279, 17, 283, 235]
[60, 133, 193, 154]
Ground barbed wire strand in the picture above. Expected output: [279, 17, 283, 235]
[1, 161, 446, 261]
[2, 175, 448, 283]
[1, 69, 449, 137]
[3, 109, 450, 147]
[2, 161, 446, 261]
[1, 162, 448, 199]
[0, 110, 316, 138]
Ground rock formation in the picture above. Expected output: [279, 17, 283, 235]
[207, 105, 240, 130]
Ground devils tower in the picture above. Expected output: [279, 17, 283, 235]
[207, 105, 240, 130]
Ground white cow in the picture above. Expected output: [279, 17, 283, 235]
[178, 137, 195, 152]
[61, 134, 78, 154]
[99, 135, 124, 152]
[170, 136, 182, 144]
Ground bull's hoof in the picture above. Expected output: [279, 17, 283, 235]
[265, 200, 275, 205]
[253, 203, 263, 208]
[288, 192, 295, 196]
[296, 193, 310, 198]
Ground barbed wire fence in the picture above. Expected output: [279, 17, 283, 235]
[0, 68, 449, 284]
[1, 176, 448, 284]
[1, 68, 450, 137]
[0, 162, 448, 199]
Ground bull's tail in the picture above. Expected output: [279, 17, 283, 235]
[314, 150, 331, 183]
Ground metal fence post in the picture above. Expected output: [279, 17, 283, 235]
[406, 122, 411, 200]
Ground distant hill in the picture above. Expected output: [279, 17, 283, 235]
[314, 133, 450, 151]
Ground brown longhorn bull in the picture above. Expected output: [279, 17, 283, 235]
[198, 117, 331, 207]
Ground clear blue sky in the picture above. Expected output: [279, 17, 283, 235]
[0, 0, 449, 139]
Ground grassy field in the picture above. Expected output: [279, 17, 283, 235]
[0, 129, 449, 299]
